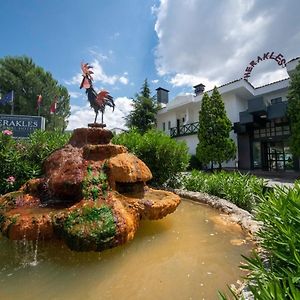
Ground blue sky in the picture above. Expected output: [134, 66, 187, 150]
[0, 0, 159, 99]
[1, 0, 300, 129]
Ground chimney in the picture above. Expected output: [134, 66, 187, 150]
[156, 87, 169, 104]
[193, 83, 205, 95]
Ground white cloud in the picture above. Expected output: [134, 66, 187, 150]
[169, 73, 219, 91]
[119, 76, 129, 85]
[151, 79, 159, 84]
[66, 58, 129, 86]
[251, 68, 289, 87]
[154, 0, 300, 87]
[66, 97, 133, 131]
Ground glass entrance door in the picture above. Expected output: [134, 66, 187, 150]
[267, 142, 284, 171]
[264, 142, 293, 171]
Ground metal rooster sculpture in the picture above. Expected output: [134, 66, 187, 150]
[80, 62, 115, 124]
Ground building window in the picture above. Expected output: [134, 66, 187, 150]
[168, 121, 171, 130]
[253, 120, 290, 139]
[162, 122, 165, 131]
[271, 97, 282, 104]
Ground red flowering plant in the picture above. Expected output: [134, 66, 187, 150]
[2, 129, 13, 136]
[4, 176, 16, 192]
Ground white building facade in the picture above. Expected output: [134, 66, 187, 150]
[156, 57, 300, 171]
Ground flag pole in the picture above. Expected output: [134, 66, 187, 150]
[11, 90, 14, 115]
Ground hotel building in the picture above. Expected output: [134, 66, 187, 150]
[156, 56, 300, 171]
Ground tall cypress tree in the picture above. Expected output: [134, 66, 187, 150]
[125, 79, 160, 134]
[196, 92, 214, 166]
[287, 61, 300, 157]
[196, 87, 236, 169]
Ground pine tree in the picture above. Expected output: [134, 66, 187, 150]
[125, 79, 160, 134]
[287, 61, 300, 156]
[0, 56, 70, 131]
[196, 87, 236, 169]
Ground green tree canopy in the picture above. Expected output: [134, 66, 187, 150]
[125, 79, 160, 134]
[0, 56, 70, 131]
[287, 61, 300, 156]
[196, 87, 236, 169]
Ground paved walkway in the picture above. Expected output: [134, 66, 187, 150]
[243, 170, 300, 189]
[265, 178, 295, 188]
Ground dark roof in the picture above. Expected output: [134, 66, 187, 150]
[205, 76, 288, 94]
[193, 83, 205, 88]
[156, 87, 169, 92]
[287, 56, 300, 63]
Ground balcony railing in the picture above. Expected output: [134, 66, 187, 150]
[170, 122, 199, 138]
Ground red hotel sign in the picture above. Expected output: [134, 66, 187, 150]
[244, 52, 286, 80]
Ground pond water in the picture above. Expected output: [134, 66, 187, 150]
[0, 199, 252, 300]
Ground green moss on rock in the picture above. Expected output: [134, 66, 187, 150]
[82, 164, 109, 200]
[62, 205, 117, 251]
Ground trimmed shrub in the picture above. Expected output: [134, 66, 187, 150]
[112, 129, 190, 186]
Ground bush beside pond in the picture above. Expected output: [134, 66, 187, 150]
[0, 130, 70, 195]
[112, 129, 190, 186]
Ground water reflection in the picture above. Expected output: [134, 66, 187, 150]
[0, 199, 252, 300]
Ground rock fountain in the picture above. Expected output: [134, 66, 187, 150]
[0, 127, 180, 251]
[0, 62, 180, 252]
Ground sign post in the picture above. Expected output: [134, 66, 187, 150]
[0, 114, 45, 138]
[243, 52, 286, 80]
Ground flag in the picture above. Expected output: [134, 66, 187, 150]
[0, 91, 14, 106]
[50, 96, 57, 114]
[36, 94, 42, 110]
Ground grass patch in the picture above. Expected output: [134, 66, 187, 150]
[178, 170, 266, 211]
